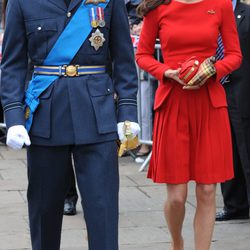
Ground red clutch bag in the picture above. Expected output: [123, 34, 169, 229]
[178, 56, 200, 84]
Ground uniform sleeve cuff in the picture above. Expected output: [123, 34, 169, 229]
[4, 107, 25, 129]
[117, 99, 138, 123]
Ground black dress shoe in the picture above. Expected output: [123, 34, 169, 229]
[64, 201, 76, 216]
[216, 209, 249, 221]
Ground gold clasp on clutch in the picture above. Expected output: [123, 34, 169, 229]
[183, 60, 199, 82]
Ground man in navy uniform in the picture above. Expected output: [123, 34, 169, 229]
[216, 0, 250, 221]
[1, 0, 140, 249]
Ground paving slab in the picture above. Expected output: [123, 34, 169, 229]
[0, 148, 250, 250]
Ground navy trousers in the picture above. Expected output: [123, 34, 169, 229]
[221, 84, 250, 214]
[27, 141, 119, 250]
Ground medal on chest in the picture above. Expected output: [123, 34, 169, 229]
[89, 7, 106, 28]
[85, 0, 106, 4]
[97, 7, 105, 27]
[89, 7, 98, 28]
[87, 0, 107, 50]
[89, 28, 106, 50]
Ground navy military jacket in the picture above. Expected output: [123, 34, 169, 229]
[1, 0, 138, 145]
[230, 3, 250, 118]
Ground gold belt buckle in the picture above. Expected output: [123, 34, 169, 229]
[64, 65, 79, 77]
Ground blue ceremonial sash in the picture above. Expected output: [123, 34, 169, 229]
[25, 0, 110, 131]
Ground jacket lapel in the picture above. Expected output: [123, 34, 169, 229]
[235, 3, 245, 28]
[48, 0, 67, 11]
[68, 0, 83, 11]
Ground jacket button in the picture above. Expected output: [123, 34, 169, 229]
[67, 12, 72, 18]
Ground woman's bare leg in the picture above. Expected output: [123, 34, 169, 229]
[194, 183, 216, 250]
[165, 184, 188, 250]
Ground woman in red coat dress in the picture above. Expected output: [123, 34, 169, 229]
[136, 0, 242, 249]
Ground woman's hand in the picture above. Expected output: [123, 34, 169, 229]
[164, 68, 200, 90]
[164, 68, 185, 85]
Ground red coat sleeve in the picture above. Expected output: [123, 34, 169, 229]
[214, 0, 242, 81]
[135, 8, 170, 83]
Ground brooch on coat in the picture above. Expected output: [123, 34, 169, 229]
[207, 10, 216, 15]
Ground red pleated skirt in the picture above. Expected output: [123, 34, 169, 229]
[148, 83, 234, 184]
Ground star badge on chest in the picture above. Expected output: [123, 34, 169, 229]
[89, 28, 106, 51]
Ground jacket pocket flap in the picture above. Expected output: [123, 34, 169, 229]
[87, 75, 114, 97]
[207, 80, 228, 108]
[26, 19, 57, 35]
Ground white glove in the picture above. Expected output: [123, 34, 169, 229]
[6, 125, 31, 150]
[117, 121, 141, 141]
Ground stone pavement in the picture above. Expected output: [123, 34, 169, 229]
[0, 145, 250, 250]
